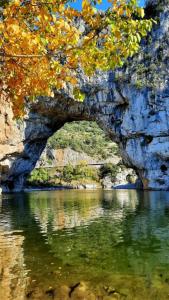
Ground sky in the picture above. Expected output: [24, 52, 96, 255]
[70, 0, 146, 10]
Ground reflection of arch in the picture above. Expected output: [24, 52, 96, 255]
[0, 196, 28, 300]
[29, 190, 104, 232]
[0, 230, 27, 300]
[2, 190, 169, 299]
[0, 193, 53, 298]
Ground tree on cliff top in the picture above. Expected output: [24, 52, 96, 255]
[0, 0, 153, 116]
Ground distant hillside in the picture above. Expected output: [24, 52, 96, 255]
[48, 121, 119, 160]
[31, 122, 138, 188]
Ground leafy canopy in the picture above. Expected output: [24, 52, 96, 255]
[0, 0, 153, 116]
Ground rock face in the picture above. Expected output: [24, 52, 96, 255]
[1, 0, 169, 191]
[37, 147, 120, 168]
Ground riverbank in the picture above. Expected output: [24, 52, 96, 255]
[24, 183, 138, 192]
[26, 162, 138, 192]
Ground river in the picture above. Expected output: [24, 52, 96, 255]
[1, 189, 169, 299]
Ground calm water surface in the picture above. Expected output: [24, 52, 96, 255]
[1, 190, 169, 299]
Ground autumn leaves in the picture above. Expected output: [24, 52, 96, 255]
[0, 0, 153, 116]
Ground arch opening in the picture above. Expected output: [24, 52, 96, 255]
[26, 121, 138, 191]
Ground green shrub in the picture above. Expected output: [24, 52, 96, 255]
[61, 161, 99, 182]
[62, 164, 74, 182]
[135, 80, 144, 89]
[27, 168, 50, 186]
[74, 161, 98, 180]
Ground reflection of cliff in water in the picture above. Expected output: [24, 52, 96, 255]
[28, 190, 138, 233]
[1, 190, 169, 299]
[0, 198, 28, 300]
[29, 190, 104, 232]
[125, 191, 169, 272]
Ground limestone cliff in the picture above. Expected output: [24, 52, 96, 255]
[0, 0, 169, 191]
[37, 147, 120, 168]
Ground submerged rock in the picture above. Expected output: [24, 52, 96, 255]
[69, 281, 96, 300]
[45, 287, 56, 297]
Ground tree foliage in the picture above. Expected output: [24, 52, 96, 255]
[61, 161, 98, 182]
[0, 0, 154, 116]
[28, 161, 99, 186]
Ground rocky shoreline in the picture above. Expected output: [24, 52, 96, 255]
[23, 182, 138, 193]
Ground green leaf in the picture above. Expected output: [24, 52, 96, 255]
[73, 88, 85, 102]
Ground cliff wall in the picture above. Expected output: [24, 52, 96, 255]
[0, 0, 169, 191]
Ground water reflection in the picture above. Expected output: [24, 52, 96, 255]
[29, 190, 139, 233]
[0, 197, 28, 300]
[29, 190, 104, 232]
[0, 190, 169, 299]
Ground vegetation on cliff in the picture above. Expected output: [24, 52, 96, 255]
[48, 121, 119, 159]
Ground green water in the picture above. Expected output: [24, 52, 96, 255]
[1, 190, 169, 299]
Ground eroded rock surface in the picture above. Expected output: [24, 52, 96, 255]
[0, 0, 169, 191]
[37, 147, 120, 168]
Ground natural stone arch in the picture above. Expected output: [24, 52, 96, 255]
[1, 0, 169, 191]
[0, 86, 130, 192]
[1, 97, 93, 192]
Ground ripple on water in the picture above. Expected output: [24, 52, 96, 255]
[1, 190, 169, 299]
